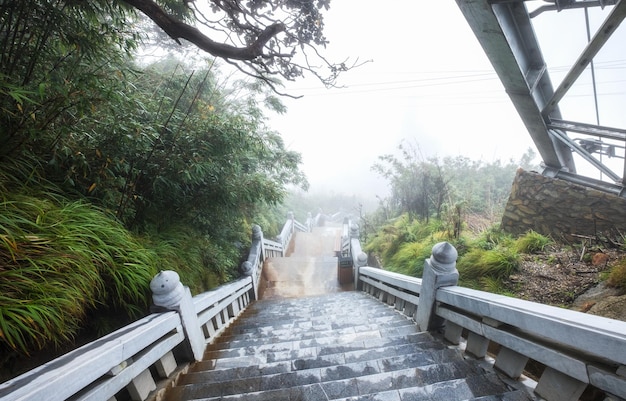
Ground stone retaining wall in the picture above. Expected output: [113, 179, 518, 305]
[501, 169, 626, 242]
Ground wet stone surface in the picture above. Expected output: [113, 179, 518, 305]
[165, 228, 532, 401]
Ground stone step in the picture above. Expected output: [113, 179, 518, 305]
[229, 303, 402, 330]
[184, 341, 461, 385]
[219, 316, 412, 344]
[190, 332, 453, 378]
[182, 350, 466, 387]
[165, 291, 532, 401]
[226, 309, 409, 334]
[211, 320, 419, 352]
[470, 391, 533, 401]
[168, 363, 519, 400]
[244, 290, 389, 308]
[241, 295, 393, 312]
[167, 384, 529, 401]
[202, 327, 429, 370]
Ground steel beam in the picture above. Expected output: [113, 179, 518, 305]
[542, 0, 626, 116]
[548, 129, 621, 181]
[547, 119, 626, 141]
[529, 1, 619, 18]
[543, 166, 626, 197]
[455, 0, 576, 171]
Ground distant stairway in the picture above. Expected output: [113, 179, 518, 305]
[260, 225, 350, 299]
[164, 291, 530, 401]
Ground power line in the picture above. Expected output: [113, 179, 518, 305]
[286, 59, 626, 96]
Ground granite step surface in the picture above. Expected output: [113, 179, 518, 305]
[165, 291, 532, 401]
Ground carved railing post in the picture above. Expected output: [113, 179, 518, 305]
[350, 222, 359, 241]
[416, 242, 459, 332]
[354, 251, 367, 290]
[347, 222, 368, 288]
[241, 225, 263, 300]
[150, 271, 205, 361]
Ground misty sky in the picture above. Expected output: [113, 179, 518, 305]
[264, 1, 626, 198]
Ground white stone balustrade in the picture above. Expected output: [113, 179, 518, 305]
[4, 218, 624, 401]
[352, 239, 626, 401]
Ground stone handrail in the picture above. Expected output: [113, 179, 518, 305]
[0, 222, 292, 401]
[436, 285, 626, 401]
[354, 242, 626, 401]
[262, 238, 283, 257]
[276, 212, 311, 254]
[0, 311, 183, 401]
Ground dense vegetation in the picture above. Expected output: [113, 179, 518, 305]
[365, 214, 551, 292]
[0, 0, 307, 363]
[364, 142, 626, 296]
[2, 0, 624, 377]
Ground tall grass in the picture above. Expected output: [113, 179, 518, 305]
[514, 230, 552, 254]
[457, 247, 520, 281]
[147, 227, 241, 294]
[0, 193, 158, 354]
[472, 225, 513, 250]
[387, 240, 435, 277]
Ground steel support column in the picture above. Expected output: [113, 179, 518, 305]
[455, 0, 576, 172]
[456, 0, 626, 193]
[542, 0, 626, 116]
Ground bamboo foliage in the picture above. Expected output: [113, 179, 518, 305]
[0, 0, 307, 360]
[0, 193, 157, 354]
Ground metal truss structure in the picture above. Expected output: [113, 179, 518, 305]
[455, 0, 626, 197]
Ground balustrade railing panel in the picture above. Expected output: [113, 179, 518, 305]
[436, 286, 626, 366]
[0, 312, 182, 401]
[435, 285, 626, 400]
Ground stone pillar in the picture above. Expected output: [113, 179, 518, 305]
[241, 225, 263, 300]
[150, 271, 205, 361]
[350, 223, 359, 240]
[349, 223, 367, 290]
[354, 251, 367, 290]
[416, 242, 459, 332]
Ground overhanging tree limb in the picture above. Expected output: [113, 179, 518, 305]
[121, 0, 285, 60]
[120, 0, 370, 93]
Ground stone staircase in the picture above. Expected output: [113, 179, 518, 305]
[164, 291, 531, 401]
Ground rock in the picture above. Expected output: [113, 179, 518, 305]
[587, 295, 626, 321]
[591, 253, 609, 266]
[572, 282, 622, 311]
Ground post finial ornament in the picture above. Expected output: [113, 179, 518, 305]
[251, 224, 262, 240]
[150, 270, 185, 310]
[241, 261, 254, 276]
[416, 242, 459, 331]
[430, 242, 458, 273]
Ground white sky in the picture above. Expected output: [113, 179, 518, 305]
[261, 1, 626, 198]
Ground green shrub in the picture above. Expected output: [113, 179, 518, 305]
[472, 225, 513, 250]
[458, 247, 520, 280]
[365, 214, 456, 268]
[606, 259, 626, 291]
[147, 228, 238, 295]
[0, 194, 158, 354]
[365, 214, 410, 265]
[388, 240, 435, 277]
[514, 230, 552, 254]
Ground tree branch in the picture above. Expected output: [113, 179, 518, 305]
[121, 0, 284, 60]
